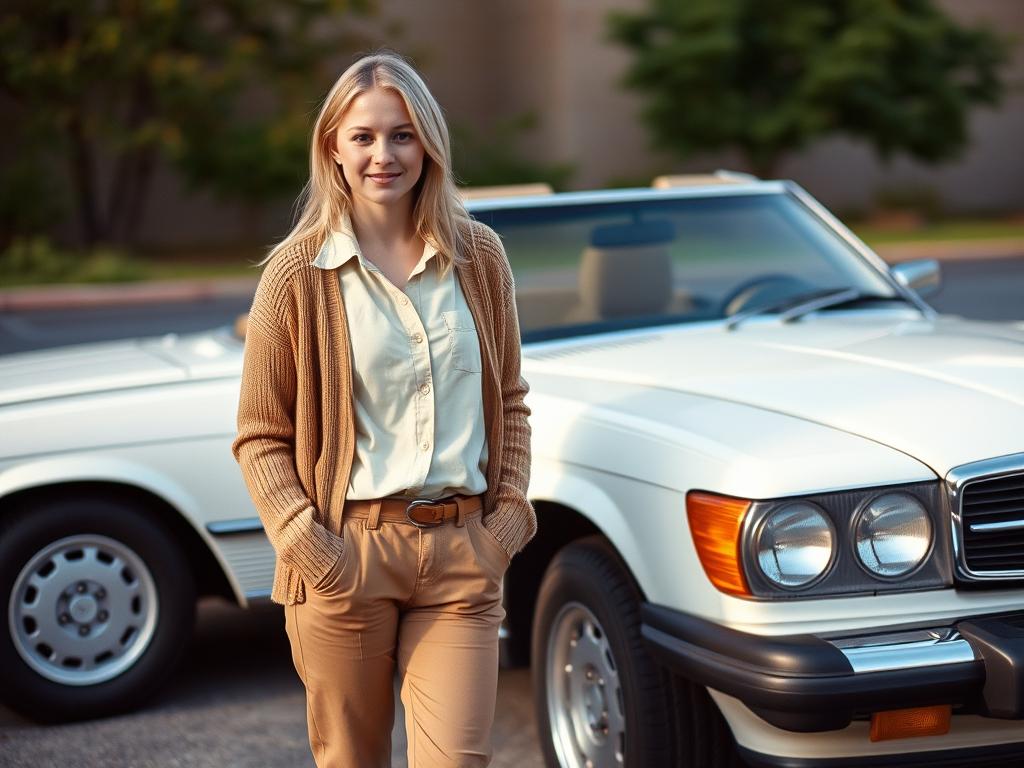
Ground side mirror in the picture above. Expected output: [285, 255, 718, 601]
[891, 258, 941, 298]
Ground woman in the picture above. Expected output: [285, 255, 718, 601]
[230, 51, 536, 767]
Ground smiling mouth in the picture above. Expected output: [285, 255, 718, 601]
[367, 173, 401, 183]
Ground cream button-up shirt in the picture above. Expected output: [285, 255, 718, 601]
[310, 215, 489, 502]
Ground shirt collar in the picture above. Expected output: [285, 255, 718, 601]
[310, 211, 440, 273]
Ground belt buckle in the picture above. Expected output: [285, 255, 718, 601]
[405, 499, 444, 528]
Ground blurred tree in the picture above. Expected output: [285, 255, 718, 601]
[0, 0, 374, 248]
[608, 0, 1009, 179]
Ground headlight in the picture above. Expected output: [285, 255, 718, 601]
[754, 502, 835, 588]
[855, 492, 932, 578]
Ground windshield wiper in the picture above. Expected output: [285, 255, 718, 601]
[778, 288, 908, 323]
[725, 287, 907, 331]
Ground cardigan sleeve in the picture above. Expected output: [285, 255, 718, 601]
[480, 230, 538, 558]
[230, 276, 344, 589]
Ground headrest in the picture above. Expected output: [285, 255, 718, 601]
[590, 219, 675, 248]
[580, 220, 675, 318]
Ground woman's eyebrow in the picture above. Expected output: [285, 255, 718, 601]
[346, 123, 415, 132]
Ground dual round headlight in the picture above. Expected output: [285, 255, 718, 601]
[753, 493, 932, 589]
[755, 502, 835, 588]
[854, 492, 932, 578]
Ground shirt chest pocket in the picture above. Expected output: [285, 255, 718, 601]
[442, 310, 483, 373]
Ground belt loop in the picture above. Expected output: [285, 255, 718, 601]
[454, 496, 467, 527]
[365, 498, 383, 531]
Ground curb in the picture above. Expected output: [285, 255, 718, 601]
[1, 239, 1022, 312]
[0, 276, 259, 312]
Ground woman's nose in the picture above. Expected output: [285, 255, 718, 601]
[372, 141, 395, 165]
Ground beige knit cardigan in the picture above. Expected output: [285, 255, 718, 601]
[231, 219, 536, 605]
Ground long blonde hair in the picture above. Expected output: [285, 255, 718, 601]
[256, 50, 470, 271]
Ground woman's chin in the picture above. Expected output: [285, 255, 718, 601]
[357, 185, 414, 207]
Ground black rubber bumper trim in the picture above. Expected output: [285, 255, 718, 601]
[959, 616, 1024, 718]
[738, 740, 1024, 768]
[640, 603, 985, 732]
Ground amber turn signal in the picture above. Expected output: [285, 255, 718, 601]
[870, 705, 951, 742]
[686, 491, 752, 596]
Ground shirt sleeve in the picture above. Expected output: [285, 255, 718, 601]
[480, 231, 538, 559]
[230, 273, 343, 588]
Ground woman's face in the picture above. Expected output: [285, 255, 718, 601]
[332, 87, 426, 214]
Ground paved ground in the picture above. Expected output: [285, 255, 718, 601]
[925, 256, 1024, 322]
[0, 598, 544, 768]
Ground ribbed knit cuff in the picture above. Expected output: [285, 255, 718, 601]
[286, 521, 345, 588]
[482, 499, 537, 562]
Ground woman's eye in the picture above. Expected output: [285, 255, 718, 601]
[394, 132, 414, 142]
[352, 134, 372, 143]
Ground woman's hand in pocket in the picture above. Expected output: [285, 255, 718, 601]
[313, 534, 349, 595]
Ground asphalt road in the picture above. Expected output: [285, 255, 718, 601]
[0, 598, 544, 768]
[0, 256, 1022, 356]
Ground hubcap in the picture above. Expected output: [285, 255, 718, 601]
[547, 602, 626, 767]
[8, 534, 159, 686]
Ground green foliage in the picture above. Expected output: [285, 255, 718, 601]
[0, 236, 145, 285]
[0, 0, 375, 246]
[452, 113, 575, 191]
[608, 0, 1010, 177]
[0, 145, 66, 243]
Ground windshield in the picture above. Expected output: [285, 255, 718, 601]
[473, 191, 898, 342]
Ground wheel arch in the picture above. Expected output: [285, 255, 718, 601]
[505, 496, 649, 668]
[0, 479, 234, 604]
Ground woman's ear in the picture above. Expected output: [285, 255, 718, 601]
[325, 130, 341, 165]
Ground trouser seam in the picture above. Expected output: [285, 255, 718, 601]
[292, 603, 326, 764]
[408, 675, 417, 768]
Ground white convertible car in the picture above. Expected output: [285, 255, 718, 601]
[1, 175, 1022, 767]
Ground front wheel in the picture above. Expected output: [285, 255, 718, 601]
[0, 497, 196, 723]
[531, 535, 740, 768]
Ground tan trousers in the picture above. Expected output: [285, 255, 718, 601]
[284, 497, 510, 768]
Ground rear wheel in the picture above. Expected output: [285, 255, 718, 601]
[531, 535, 740, 767]
[0, 497, 196, 723]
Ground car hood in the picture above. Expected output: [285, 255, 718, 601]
[0, 337, 188, 406]
[0, 327, 245, 407]
[524, 312, 1024, 476]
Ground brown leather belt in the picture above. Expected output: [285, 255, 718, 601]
[343, 493, 484, 529]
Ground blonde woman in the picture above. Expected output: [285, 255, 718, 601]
[230, 51, 536, 767]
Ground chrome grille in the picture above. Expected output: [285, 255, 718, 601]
[949, 455, 1024, 581]
[962, 472, 1024, 572]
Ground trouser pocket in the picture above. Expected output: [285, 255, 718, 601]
[311, 517, 360, 598]
[466, 515, 511, 582]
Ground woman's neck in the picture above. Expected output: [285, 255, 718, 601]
[348, 200, 417, 248]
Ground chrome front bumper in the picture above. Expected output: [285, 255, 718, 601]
[641, 603, 1024, 732]
[831, 627, 975, 673]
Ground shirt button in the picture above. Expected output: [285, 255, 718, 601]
[413, 332, 423, 343]
[419, 383, 431, 395]
[421, 441, 430, 452]
[400, 296, 409, 305]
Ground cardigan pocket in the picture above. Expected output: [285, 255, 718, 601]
[442, 310, 483, 373]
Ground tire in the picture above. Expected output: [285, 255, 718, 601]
[531, 535, 740, 768]
[0, 496, 196, 723]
